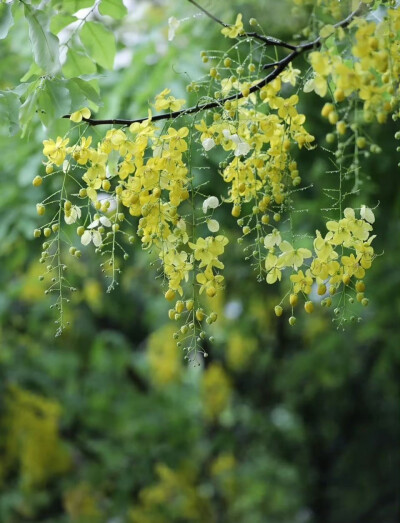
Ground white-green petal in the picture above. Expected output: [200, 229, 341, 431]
[81, 230, 92, 245]
[100, 216, 112, 227]
[207, 219, 220, 232]
[92, 230, 102, 247]
[202, 138, 216, 151]
[360, 205, 375, 224]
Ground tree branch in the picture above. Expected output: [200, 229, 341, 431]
[62, 3, 362, 127]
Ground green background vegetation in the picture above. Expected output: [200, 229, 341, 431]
[0, 0, 399, 521]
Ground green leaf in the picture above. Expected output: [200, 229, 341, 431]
[62, 49, 97, 78]
[66, 79, 88, 109]
[0, 2, 14, 40]
[38, 78, 71, 126]
[50, 14, 76, 34]
[80, 21, 115, 70]
[0, 91, 20, 135]
[19, 81, 40, 135]
[24, 5, 60, 75]
[20, 62, 43, 83]
[70, 77, 102, 106]
[99, 0, 128, 20]
[53, 0, 95, 14]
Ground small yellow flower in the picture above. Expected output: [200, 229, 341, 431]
[221, 14, 244, 39]
[290, 269, 314, 295]
[154, 88, 185, 112]
[43, 136, 69, 166]
[278, 240, 312, 270]
[70, 107, 91, 123]
[280, 63, 301, 86]
[341, 253, 365, 279]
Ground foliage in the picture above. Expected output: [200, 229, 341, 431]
[0, 0, 399, 521]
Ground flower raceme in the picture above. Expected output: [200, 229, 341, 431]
[35, 4, 395, 347]
[267, 207, 376, 319]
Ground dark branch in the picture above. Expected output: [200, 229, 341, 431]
[263, 60, 284, 70]
[246, 32, 298, 51]
[62, 3, 363, 127]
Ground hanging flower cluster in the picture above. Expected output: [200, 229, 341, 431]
[38, 87, 230, 354]
[197, 77, 314, 219]
[306, 8, 400, 124]
[268, 206, 376, 324]
[33, 2, 399, 349]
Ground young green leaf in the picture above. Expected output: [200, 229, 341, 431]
[20, 63, 43, 83]
[19, 81, 40, 135]
[38, 79, 71, 126]
[62, 49, 97, 78]
[0, 2, 14, 40]
[60, 0, 96, 14]
[79, 21, 115, 70]
[24, 5, 60, 75]
[0, 91, 20, 135]
[99, 0, 128, 20]
[70, 77, 102, 106]
[50, 14, 77, 35]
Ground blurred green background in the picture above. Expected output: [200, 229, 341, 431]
[0, 0, 399, 521]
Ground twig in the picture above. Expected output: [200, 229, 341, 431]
[187, 0, 297, 50]
[62, 3, 363, 127]
[246, 32, 298, 51]
[187, 0, 229, 28]
[263, 60, 284, 70]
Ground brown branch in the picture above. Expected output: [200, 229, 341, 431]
[62, 3, 363, 127]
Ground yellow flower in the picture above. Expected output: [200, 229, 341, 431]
[341, 253, 365, 279]
[278, 240, 312, 269]
[159, 248, 193, 295]
[309, 51, 331, 76]
[43, 136, 69, 166]
[355, 236, 375, 269]
[154, 88, 185, 112]
[265, 252, 282, 284]
[304, 75, 328, 97]
[221, 14, 244, 39]
[290, 269, 314, 294]
[313, 230, 336, 261]
[161, 127, 189, 152]
[72, 136, 92, 165]
[280, 63, 301, 86]
[310, 258, 340, 281]
[264, 229, 282, 249]
[69, 107, 91, 123]
[189, 235, 228, 270]
[270, 95, 299, 120]
[196, 267, 224, 295]
[326, 218, 352, 246]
